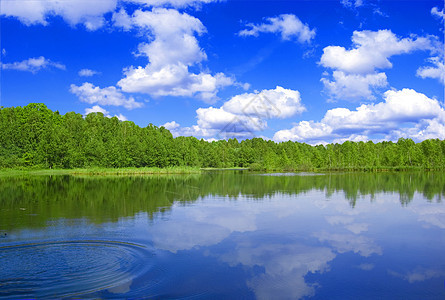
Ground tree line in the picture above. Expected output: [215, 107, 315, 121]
[1, 103, 444, 170]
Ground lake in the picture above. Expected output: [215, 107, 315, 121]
[0, 172, 444, 299]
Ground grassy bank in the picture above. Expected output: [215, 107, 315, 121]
[0, 166, 202, 177]
[248, 164, 440, 173]
[0, 165, 440, 177]
[200, 167, 249, 171]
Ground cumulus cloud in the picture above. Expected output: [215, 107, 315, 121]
[320, 30, 437, 101]
[166, 86, 305, 139]
[321, 71, 388, 101]
[223, 86, 305, 118]
[1, 0, 117, 30]
[320, 30, 434, 74]
[78, 68, 100, 77]
[431, 7, 445, 21]
[70, 82, 143, 110]
[162, 121, 181, 131]
[324, 89, 442, 129]
[273, 88, 445, 144]
[1, 56, 65, 73]
[85, 105, 109, 115]
[239, 14, 315, 43]
[4, 1, 237, 101]
[119, 64, 234, 101]
[111, 8, 133, 31]
[114, 8, 236, 101]
[84, 105, 128, 121]
[196, 106, 265, 136]
[416, 57, 445, 84]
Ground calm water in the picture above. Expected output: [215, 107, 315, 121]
[0, 172, 444, 299]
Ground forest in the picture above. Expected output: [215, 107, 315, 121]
[0, 103, 444, 171]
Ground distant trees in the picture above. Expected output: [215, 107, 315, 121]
[0, 103, 444, 170]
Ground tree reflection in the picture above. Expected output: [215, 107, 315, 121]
[0, 172, 443, 230]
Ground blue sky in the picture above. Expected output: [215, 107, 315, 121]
[1, 0, 444, 144]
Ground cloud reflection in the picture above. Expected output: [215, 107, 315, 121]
[314, 232, 382, 257]
[219, 240, 336, 300]
[388, 268, 445, 283]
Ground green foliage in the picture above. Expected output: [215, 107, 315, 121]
[0, 104, 444, 171]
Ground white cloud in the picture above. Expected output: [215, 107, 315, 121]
[70, 82, 143, 110]
[162, 121, 181, 131]
[431, 7, 445, 21]
[84, 105, 128, 121]
[416, 56, 445, 84]
[85, 105, 110, 115]
[124, 0, 218, 8]
[273, 88, 445, 144]
[197, 106, 266, 134]
[323, 89, 443, 127]
[321, 71, 388, 101]
[222, 86, 305, 119]
[78, 69, 100, 77]
[116, 114, 128, 121]
[239, 14, 315, 43]
[332, 134, 369, 144]
[320, 30, 434, 74]
[114, 8, 236, 101]
[167, 86, 305, 139]
[127, 8, 206, 67]
[388, 118, 445, 142]
[273, 121, 333, 144]
[319, 30, 437, 101]
[1, 56, 65, 73]
[111, 8, 133, 31]
[1, 0, 117, 30]
[119, 64, 234, 101]
[341, 0, 363, 8]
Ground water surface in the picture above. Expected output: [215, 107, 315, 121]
[0, 172, 444, 299]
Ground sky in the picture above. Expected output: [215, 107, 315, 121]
[1, 0, 444, 144]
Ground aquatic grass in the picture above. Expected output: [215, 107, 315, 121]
[0, 166, 202, 177]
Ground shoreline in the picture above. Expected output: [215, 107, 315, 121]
[0, 167, 202, 177]
[0, 166, 441, 177]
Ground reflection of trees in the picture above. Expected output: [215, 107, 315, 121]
[0, 172, 443, 229]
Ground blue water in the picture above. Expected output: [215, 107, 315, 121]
[0, 173, 444, 299]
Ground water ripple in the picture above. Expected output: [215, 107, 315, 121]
[0, 240, 157, 299]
